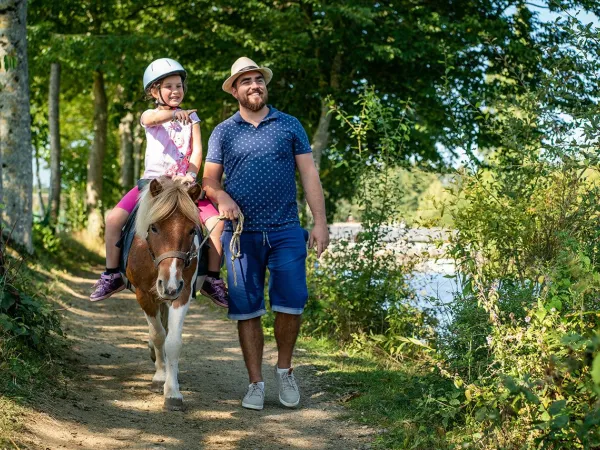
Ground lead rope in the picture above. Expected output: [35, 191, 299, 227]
[202, 212, 244, 286]
[228, 213, 244, 286]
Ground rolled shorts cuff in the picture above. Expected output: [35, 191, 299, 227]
[272, 305, 304, 315]
[227, 309, 268, 321]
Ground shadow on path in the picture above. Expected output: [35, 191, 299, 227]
[22, 266, 373, 450]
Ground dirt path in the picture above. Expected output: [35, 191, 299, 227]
[20, 266, 374, 450]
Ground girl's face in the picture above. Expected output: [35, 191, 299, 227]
[152, 74, 184, 108]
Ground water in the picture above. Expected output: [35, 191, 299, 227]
[408, 259, 458, 326]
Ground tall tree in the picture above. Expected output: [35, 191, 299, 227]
[119, 111, 134, 188]
[0, 0, 33, 252]
[48, 62, 61, 226]
[133, 122, 143, 182]
[86, 70, 107, 238]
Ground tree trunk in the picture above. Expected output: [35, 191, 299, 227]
[133, 121, 143, 181]
[119, 112, 134, 188]
[34, 144, 46, 217]
[86, 70, 107, 238]
[48, 62, 61, 225]
[311, 97, 332, 172]
[302, 52, 341, 226]
[0, 0, 33, 253]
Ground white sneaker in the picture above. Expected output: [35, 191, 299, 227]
[242, 383, 264, 410]
[274, 366, 300, 407]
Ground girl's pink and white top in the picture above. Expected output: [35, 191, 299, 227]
[141, 109, 201, 179]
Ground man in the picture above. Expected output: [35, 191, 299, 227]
[202, 56, 329, 410]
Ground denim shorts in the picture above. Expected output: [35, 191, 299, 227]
[221, 227, 309, 320]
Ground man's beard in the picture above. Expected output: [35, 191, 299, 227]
[239, 89, 268, 112]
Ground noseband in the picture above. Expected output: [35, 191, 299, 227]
[146, 226, 201, 269]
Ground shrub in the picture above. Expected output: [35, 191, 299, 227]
[303, 88, 436, 357]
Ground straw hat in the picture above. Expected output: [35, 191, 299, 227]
[222, 57, 273, 94]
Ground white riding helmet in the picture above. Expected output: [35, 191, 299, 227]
[143, 58, 187, 91]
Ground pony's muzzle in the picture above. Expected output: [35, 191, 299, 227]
[157, 278, 184, 300]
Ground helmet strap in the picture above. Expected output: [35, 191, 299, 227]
[156, 89, 177, 110]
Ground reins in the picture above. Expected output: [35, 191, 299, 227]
[146, 211, 245, 287]
[204, 213, 244, 286]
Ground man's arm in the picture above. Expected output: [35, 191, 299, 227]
[295, 153, 330, 257]
[202, 162, 240, 220]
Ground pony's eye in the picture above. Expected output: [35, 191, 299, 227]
[150, 225, 158, 234]
[189, 228, 195, 236]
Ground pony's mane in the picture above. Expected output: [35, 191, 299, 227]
[135, 177, 200, 238]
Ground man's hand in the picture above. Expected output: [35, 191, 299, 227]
[217, 192, 241, 221]
[309, 223, 330, 258]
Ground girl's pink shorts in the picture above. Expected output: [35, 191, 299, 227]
[115, 185, 219, 224]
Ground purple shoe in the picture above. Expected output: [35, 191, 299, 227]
[201, 277, 229, 308]
[90, 273, 125, 302]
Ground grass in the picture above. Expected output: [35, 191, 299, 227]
[289, 335, 455, 449]
[261, 307, 455, 449]
[0, 397, 27, 449]
[0, 229, 100, 446]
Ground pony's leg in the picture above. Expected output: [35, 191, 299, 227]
[145, 311, 167, 391]
[163, 299, 191, 410]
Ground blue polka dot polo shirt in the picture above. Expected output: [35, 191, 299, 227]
[206, 106, 312, 232]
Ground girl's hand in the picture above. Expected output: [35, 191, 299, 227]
[172, 109, 197, 125]
[172, 174, 195, 185]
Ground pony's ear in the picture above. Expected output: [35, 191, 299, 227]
[187, 183, 202, 203]
[150, 179, 163, 197]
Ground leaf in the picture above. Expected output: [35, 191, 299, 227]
[551, 415, 569, 429]
[591, 354, 600, 385]
[549, 399, 566, 416]
[465, 389, 472, 402]
[503, 376, 519, 393]
[0, 292, 16, 311]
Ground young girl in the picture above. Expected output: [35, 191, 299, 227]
[90, 57, 228, 307]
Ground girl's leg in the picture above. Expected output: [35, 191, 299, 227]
[197, 201, 228, 308]
[90, 207, 130, 302]
[91, 186, 138, 302]
[203, 215, 224, 273]
[105, 208, 130, 269]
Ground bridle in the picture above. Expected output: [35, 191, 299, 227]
[146, 225, 201, 269]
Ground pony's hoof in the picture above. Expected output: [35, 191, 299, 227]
[163, 397, 184, 411]
[150, 381, 164, 393]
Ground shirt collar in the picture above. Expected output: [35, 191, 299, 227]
[232, 105, 280, 124]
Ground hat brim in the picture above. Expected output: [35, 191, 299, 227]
[222, 67, 273, 94]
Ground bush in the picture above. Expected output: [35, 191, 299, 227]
[303, 88, 436, 358]
[428, 16, 600, 449]
[0, 240, 64, 394]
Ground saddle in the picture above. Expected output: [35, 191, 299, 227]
[116, 202, 209, 297]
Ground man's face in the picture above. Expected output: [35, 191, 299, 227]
[232, 71, 268, 112]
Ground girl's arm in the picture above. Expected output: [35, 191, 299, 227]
[141, 108, 197, 127]
[187, 122, 202, 178]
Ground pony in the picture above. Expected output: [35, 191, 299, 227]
[126, 176, 204, 411]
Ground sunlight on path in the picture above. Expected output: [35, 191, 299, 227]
[21, 267, 373, 450]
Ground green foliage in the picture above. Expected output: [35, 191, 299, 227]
[27, 0, 591, 223]
[33, 222, 62, 254]
[304, 89, 436, 363]
[418, 16, 600, 449]
[0, 255, 65, 402]
[333, 168, 454, 226]
[0, 261, 63, 356]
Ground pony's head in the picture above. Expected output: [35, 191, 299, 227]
[136, 177, 202, 300]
